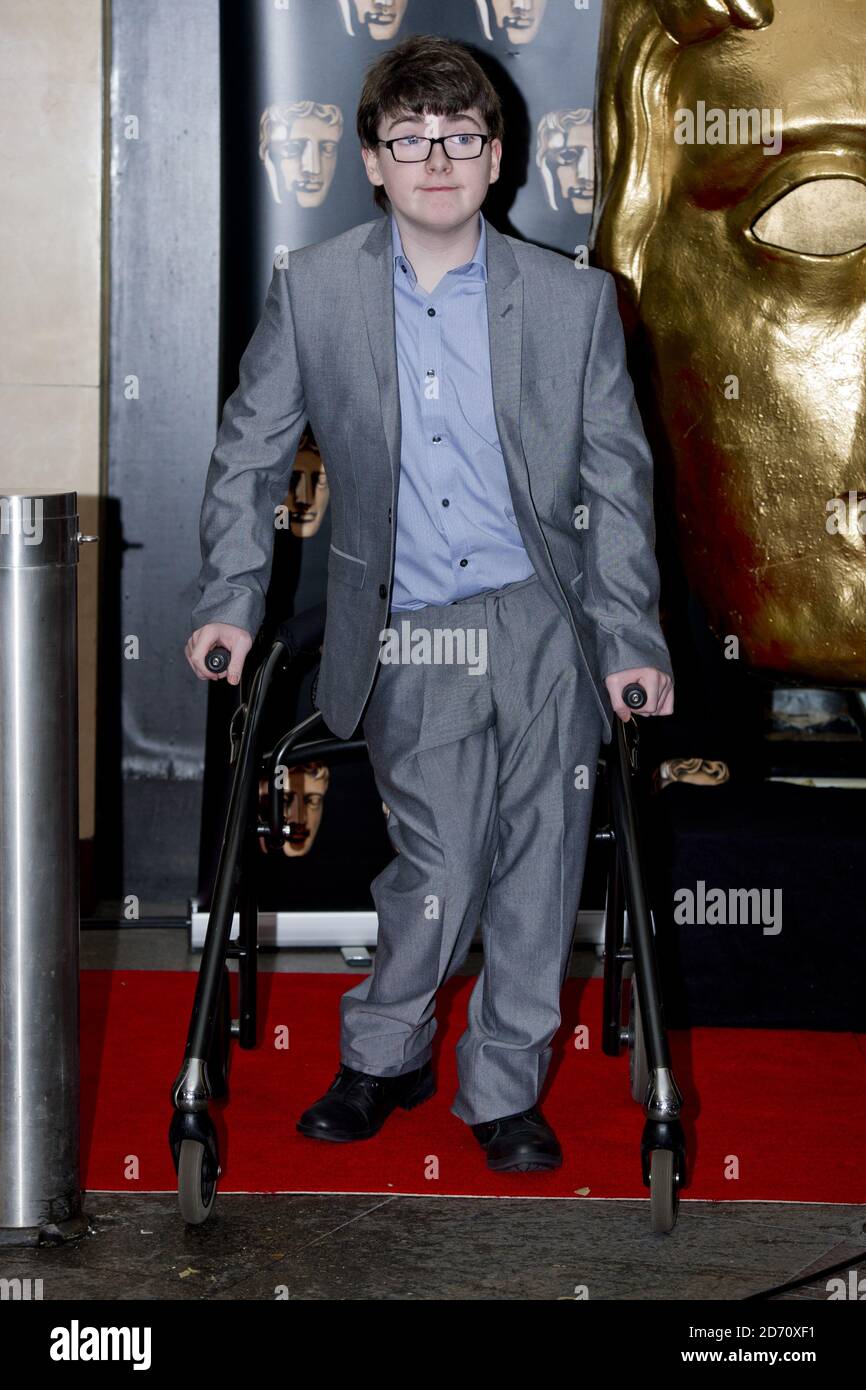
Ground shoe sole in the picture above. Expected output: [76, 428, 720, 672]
[296, 1074, 436, 1142]
[487, 1154, 562, 1173]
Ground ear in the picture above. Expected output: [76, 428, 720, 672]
[360, 144, 384, 190]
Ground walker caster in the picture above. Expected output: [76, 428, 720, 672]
[178, 1139, 219, 1226]
[648, 1148, 680, 1233]
[170, 1109, 221, 1226]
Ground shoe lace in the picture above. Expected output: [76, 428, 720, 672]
[330, 1067, 386, 1099]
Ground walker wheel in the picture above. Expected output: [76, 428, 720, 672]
[648, 1148, 679, 1233]
[177, 1138, 219, 1226]
[628, 979, 650, 1105]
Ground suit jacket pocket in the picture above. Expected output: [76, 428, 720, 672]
[328, 542, 367, 589]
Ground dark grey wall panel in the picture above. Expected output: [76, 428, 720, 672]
[99, 0, 221, 906]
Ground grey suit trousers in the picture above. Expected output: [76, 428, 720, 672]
[339, 572, 604, 1126]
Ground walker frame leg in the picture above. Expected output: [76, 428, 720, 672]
[598, 717, 688, 1230]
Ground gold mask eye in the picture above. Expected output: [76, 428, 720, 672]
[752, 177, 866, 256]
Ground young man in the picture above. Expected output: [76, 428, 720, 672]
[186, 35, 674, 1172]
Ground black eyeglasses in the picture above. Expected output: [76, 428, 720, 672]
[378, 133, 491, 162]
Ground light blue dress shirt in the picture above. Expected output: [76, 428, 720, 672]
[389, 210, 537, 611]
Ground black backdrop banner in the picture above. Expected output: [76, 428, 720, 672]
[196, 0, 603, 916]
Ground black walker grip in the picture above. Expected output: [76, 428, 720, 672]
[622, 681, 647, 710]
[205, 646, 231, 674]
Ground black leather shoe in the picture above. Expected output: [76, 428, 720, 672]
[296, 1061, 435, 1142]
[471, 1106, 562, 1172]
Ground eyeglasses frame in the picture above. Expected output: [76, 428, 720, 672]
[377, 133, 493, 162]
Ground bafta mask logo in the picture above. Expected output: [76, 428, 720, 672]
[258, 761, 331, 858]
[537, 109, 594, 214]
[260, 102, 343, 208]
[337, 0, 408, 40]
[592, 0, 866, 683]
[474, 0, 548, 44]
[286, 430, 330, 539]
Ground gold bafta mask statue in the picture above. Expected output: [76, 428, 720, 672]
[258, 761, 330, 859]
[536, 109, 594, 215]
[591, 0, 866, 686]
[283, 429, 330, 540]
[260, 102, 343, 208]
[474, 0, 548, 45]
[337, 0, 408, 41]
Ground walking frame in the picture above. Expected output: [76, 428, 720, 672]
[170, 605, 687, 1231]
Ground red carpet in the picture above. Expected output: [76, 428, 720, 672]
[81, 971, 866, 1202]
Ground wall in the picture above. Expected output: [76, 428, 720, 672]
[0, 0, 103, 885]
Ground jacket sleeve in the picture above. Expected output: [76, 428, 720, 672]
[578, 271, 673, 681]
[191, 257, 308, 637]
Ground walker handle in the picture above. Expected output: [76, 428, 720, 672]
[622, 681, 647, 710]
[205, 646, 231, 674]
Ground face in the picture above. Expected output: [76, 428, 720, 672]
[602, 0, 866, 682]
[287, 440, 329, 538]
[539, 112, 594, 214]
[349, 0, 407, 40]
[362, 106, 501, 235]
[258, 764, 329, 858]
[271, 112, 340, 208]
[491, 0, 547, 44]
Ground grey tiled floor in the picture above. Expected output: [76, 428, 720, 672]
[16, 927, 855, 1300]
[4, 1193, 865, 1301]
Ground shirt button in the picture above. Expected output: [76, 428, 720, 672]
[441, 498, 449, 507]
[432, 435, 441, 443]
[459, 558, 468, 567]
[427, 307, 436, 316]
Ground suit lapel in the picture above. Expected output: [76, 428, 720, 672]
[483, 216, 533, 518]
[357, 216, 402, 496]
[356, 210, 533, 515]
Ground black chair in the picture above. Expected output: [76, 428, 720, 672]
[170, 605, 686, 1231]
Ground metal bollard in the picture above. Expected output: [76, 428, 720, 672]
[0, 491, 96, 1245]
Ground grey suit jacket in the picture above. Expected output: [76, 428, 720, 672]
[193, 212, 673, 744]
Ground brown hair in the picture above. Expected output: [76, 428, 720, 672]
[356, 33, 503, 215]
